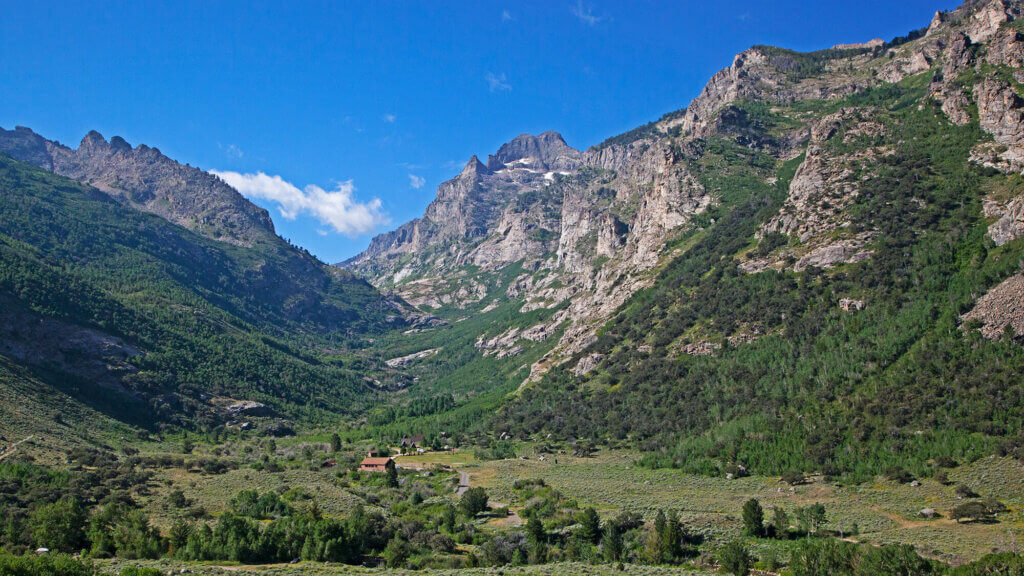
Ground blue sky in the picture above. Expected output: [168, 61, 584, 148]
[1, 0, 959, 263]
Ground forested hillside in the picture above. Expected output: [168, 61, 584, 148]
[491, 9, 1024, 479]
[0, 153, 403, 435]
[339, 0, 1024, 480]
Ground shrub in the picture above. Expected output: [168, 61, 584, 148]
[460, 487, 488, 517]
[719, 539, 754, 576]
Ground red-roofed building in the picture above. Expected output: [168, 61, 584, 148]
[360, 456, 394, 473]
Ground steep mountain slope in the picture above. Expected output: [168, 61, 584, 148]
[0, 151, 409, 436]
[0, 126, 415, 336]
[345, 127, 714, 383]
[352, 0, 1024, 478]
[0, 126, 274, 246]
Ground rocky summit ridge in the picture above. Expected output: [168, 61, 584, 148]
[346, 0, 1024, 384]
[0, 126, 276, 246]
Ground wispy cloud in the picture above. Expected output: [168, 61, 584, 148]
[502, 9, 513, 21]
[571, 0, 603, 25]
[398, 161, 429, 171]
[408, 174, 426, 189]
[218, 143, 244, 159]
[211, 170, 388, 236]
[485, 72, 512, 92]
[383, 113, 396, 123]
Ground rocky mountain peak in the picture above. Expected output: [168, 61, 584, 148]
[486, 131, 580, 171]
[0, 125, 276, 246]
[109, 135, 133, 153]
[461, 155, 490, 178]
[79, 129, 108, 150]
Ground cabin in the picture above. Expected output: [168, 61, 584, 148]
[400, 434, 426, 448]
[360, 456, 394, 473]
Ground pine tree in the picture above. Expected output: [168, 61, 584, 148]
[579, 507, 601, 544]
[742, 498, 765, 537]
[772, 506, 790, 539]
[603, 523, 623, 562]
[663, 510, 683, 563]
[719, 539, 753, 576]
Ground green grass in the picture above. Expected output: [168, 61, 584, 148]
[97, 559, 711, 575]
[461, 449, 1024, 563]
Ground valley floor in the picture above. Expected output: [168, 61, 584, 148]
[452, 450, 1024, 564]
[132, 443, 1023, 566]
[97, 559, 710, 575]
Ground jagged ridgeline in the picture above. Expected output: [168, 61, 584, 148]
[0, 132, 412, 436]
[350, 0, 1024, 478]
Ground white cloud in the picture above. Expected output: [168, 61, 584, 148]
[383, 113, 396, 123]
[408, 174, 426, 189]
[211, 170, 388, 236]
[502, 9, 512, 21]
[571, 0, 602, 25]
[486, 72, 512, 92]
[218, 143, 244, 159]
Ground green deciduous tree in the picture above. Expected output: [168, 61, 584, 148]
[30, 498, 86, 553]
[719, 539, 754, 576]
[460, 487, 488, 517]
[856, 544, 934, 576]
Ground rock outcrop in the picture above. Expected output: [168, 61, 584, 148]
[962, 273, 1024, 338]
[346, 127, 713, 381]
[347, 0, 1024, 382]
[0, 126, 276, 246]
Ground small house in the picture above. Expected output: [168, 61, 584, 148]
[360, 456, 394, 473]
[400, 434, 426, 448]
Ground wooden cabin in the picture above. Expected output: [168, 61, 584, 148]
[359, 456, 394, 473]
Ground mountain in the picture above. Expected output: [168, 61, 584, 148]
[350, 0, 1024, 478]
[0, 130, 415, 440]
[0, 127, 275, 246]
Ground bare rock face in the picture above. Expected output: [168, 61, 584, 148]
[0, 127, 276, 246]
[985, 26, 1024, 68]
[671, 47, 869, 138]
[965, 0, 1017, 42]
[348, 0, 1024, 383]
[970, 77, 1024, 244]
[975, 79, 1024, 172]
[793, 236, 874, 271]
[347, 125, 713, 382]
[752, 109, 886, 271]
[930, 32, 975, 125]
[486, 131, 582, 172]
[385, 348, 441, 368]
[962, 273, 1024, 339]
[879, 48, 937, 84]
[573, 353, 605, 376]
[984, 195, 1024, 246]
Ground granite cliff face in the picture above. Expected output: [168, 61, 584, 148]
[0, 126, 276, 246]
[347, 0, 1024, 383]
[345, 125, 713, 378]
